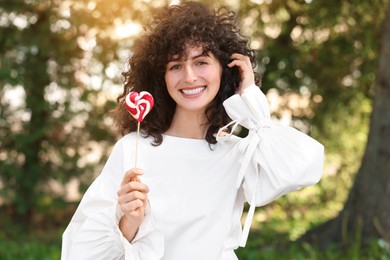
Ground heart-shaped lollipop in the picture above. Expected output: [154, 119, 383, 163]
[124, 91, 154, 171]
[125, 91, 154, 122]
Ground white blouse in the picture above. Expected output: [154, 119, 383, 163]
[61, 85, 324, 260]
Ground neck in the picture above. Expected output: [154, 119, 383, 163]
[165, 109, 209, 139]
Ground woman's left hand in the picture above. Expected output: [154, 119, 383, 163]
[228, 53, 255, 94]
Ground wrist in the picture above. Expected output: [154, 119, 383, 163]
[119, 213, 143, 242]
[239, 83, 257, 95]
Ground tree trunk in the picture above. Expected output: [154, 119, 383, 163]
[16, 10, 51, 227]
[300, 1, 390, 248]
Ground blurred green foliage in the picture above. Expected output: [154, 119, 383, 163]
[0, 229, 388, 260]
[0, 234, 62, 260]
[1, 0, 389, 257]
[0, 0, 141, 223]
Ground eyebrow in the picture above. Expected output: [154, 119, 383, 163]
[190, 51, 210, 60]
[168, 51, 210, 62]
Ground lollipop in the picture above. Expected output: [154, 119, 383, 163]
[125, 91, 154, 123]
[125, 91, 154, 172]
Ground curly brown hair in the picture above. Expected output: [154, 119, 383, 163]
[113, 1, 259, 145]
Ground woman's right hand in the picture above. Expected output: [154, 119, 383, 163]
[117, 168, 149, 242]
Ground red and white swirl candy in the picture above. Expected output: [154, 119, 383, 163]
[125, 91, 154, 122]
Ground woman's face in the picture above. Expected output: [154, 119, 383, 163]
[164, 45, 222, 114]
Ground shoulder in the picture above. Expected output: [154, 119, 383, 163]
[117, 132, 153, 144]
[110, 132, 144, 153]
[119, 132, 137, 142]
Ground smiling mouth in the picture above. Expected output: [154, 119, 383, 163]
[180, 86, 206, 95]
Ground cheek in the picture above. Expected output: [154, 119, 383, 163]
[199, 65, 221, 82]
[164, 73, 174, 91]
[210, 66, 223, 85]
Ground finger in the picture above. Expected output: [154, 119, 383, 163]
[118, 190, 148, 204]
[227, 59, 248, 69]
[227, 55, 255, 93]
[121, 168, 144, 185]
[228, 54, 253, 74]
[228, 60, 253, 80]
[121, 199, 145, 214]
[126, 181, 149, 193]
[118, 181, 149, 196]
[227, 59, 251, 72]
[228, 54, 252, 69]
[130, 176, 140, 182]
[229, 53, 251, 64]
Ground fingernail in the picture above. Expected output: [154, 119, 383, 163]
[135, 168, 144, 174]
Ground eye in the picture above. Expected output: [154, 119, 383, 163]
[168, 64, 181, 71]
[196, 60, 208, 66]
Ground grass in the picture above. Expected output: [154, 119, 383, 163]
[0, 226, 388, 260]
[0, 186, 389, 259]
[0, 232, 62, 260]
[236, 238, 390, 260]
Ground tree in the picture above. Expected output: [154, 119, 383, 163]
[1, 0, 86, 225]
[234, 0, 389, 248]
[301, 0, 390, 247]
[0, 0, 205, 228]
[0, 0, 151, 226]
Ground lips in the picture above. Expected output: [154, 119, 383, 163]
[180, 86, 206, 95]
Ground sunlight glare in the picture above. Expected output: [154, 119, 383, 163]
[114, 21, 142, 39]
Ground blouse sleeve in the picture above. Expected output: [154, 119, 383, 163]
[218, 85, 324, 247]
[61, 139, 164, 260]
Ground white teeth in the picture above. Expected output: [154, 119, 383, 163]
[181, 87, 205, 95]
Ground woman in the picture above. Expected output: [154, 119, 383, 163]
[61, 2, 324, 259]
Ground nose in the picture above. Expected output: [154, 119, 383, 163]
[184, 65, 197, 83]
